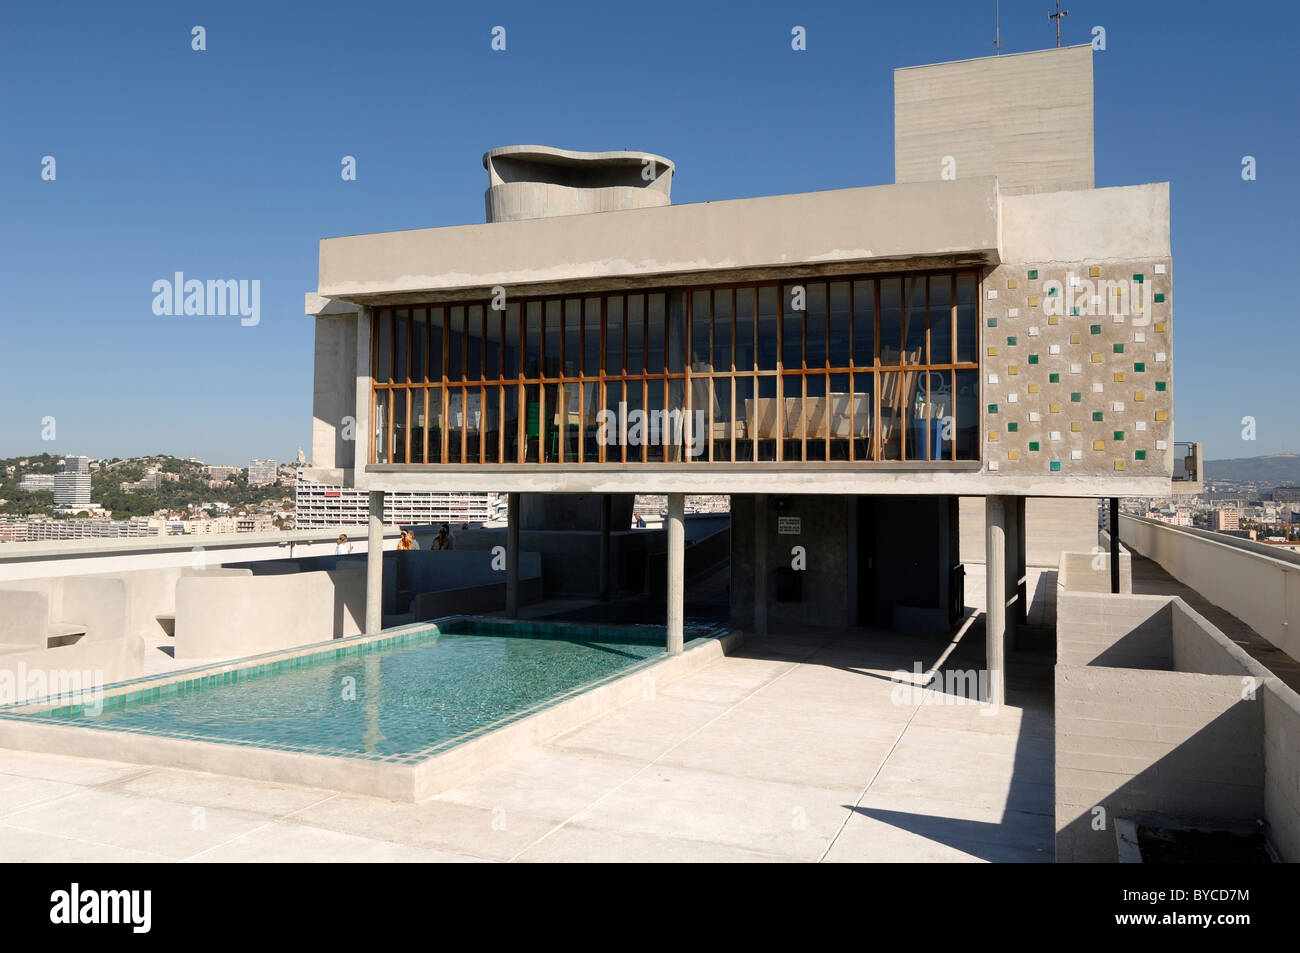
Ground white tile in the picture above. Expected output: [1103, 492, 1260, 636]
[1155, 352, 1167, 362]
[1113, 402, 1125, 412]
[988, 374, 999, 385]
[1070, 450, 1082, 460]
[1049, 344, 1060, 355]
[1006, 393, 1018, 403]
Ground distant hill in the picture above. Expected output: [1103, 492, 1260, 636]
[1205, 452, 1300, 485]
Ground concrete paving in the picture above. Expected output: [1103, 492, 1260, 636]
[0, 624, 1053, 862]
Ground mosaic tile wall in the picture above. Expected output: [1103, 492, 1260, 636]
[981, 260, 1173, 477]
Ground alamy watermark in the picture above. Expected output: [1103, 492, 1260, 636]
[152, 272, 260, 326]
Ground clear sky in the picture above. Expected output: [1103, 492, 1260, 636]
[1, 0, 1295, 463]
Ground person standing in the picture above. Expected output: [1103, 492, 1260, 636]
[335, 534, 353, 555]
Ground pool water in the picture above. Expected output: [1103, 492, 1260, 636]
[11, 619, 714, 763]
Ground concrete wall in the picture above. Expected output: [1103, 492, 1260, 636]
[960, 497, 1100, 567]
[895, 45, 1094, 195]
[1055, 665, 1264, 863]
[483, 146, 674, 224]
[0, 590, 48, 651]
[1056, 591, 1170, 669]
[0, 635, 145, 704]
[173, 568, 364, 659]
[1055, 587, 1300, 862]
[1058, 550, 1131, 594]
[313, 312, 358, 470]
[1121, 514, 1300, 662]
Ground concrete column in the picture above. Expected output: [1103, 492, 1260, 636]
[666, 492, 685, 654]
[1004, 496, 1019, 645]
[505, 492, 520, 617]
[366, 490, 384, 635]
[599, 494, 611, 600]
[753, 494, 768, 637]
[984, 495, 1007, 706]
[1015, 496, 1028, 628]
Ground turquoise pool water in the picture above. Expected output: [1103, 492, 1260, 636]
[5, 619, 715, 763]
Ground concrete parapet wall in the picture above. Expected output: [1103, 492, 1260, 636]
[1058, 550, 1132, 594]
[1263, 683, 1300, 861]
[1056, 591, 1171, 669]
[1121, 514, 1300, 662]
[1055, 665, 1265, 863]
[0, 635, 145, 704]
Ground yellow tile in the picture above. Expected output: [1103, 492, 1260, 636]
[1028, 383, 1038, 394]
[1070, 422, 1081, 432]
[1091, 353, 1102, 363]
[988, 431, 1000, 441]
[1049, 315, 1060, 325]
[1089, 266, 1101, 277]
[1007, 279, 1018, 289]
[1114, 372, 1125, 382]
[1156, 411, 1168, 421]
[988, 346, 998, 356]
[1009, 365, 1019, 376]
[1155, 322, 1166, 332]
[1115, 460, 1126, 471]
[1071, 333, 1081, 344]
[1029, 296, 1039, 308]
[1135, 391, 1146, 402]
[1008, 450, 1019, 460]
[1050, 402, 1061, 413]
[1093, 440, 1105, 451]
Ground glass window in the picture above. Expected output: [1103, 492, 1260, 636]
[466, 305, 482, 382]
[904, 276, 926, 363]
[584, 298, 601, 377]
[735, 288, 755, 373]
[955, 368, 979, 460]
[667, 292, 686, 374]
[544, 301, 561, 377]
[879, 278, 902, 365]
[564, 299, 581, 377]
[484, 308, 500, 380]
[829, 282, 850, 369]
[411, 309, 427, 383]
[757, 286, 778, 371]
[930, 275, 952, 366]
[375, 311, 391, 383]
[691, 291, 711, 369]
[606, 296, 623, 375]
[647, 294, 665, 374]
[626, 295, 644, 375]
[446, 389, 463, 463]
[782, 285, 803, 369]
[502, 303, 519, 379]
[756, 375, 777, 461]
[410, 388, 425, 463]
[429, 307, 444, 379]
[956, 274, 977, 364]
[373, 389, 389, 462]
[392, 388, 408, 463]
[525, 303, 541, 378]
[852, 280, 874, 367]
[447, 307, 463, 381]
[712, 289, 732, 373]
[806, 283, 827, 370]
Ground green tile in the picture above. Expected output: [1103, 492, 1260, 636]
[1090, 324, 1102, 335]
[1008, 422, 1018, 432]
[1113, 343, 1124, 353]
[988, 317, 997, 328]
[1049, 372, 1060, 383]
[1093, 411, 1104, 421]
[1071, 392, 1082, 402]
[1133, 273, 1144, 283]
[1135, 450, 1147, 461]
[1134, 362, 1145, 372]
[1154, 293, 1166, 303]
[1070, 306, 1080, 316]
[1028, 269, 1039, 280]
[1050, 460, 1061, 472]
[1029, 441, 1040, 452]
[1114, 431, 1125, 441]
[1047, 287, 1058, 296]
[1156, 381, 1167, 391]
[1028, 354, 1039, 364]
[988, 404, 999, 414]
[1007, 336, 1017, 346]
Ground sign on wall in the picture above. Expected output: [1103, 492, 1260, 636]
[777, 516, 801, 535]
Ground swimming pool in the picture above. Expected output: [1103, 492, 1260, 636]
[0, 618, 720, 766]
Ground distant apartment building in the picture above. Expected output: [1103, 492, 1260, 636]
[1213, 508, 1240, 532]
[63, 455, 90, 473]
[119, 472, 161, 493]
[247, 459, 279, 486]
[17, 474, 55, 492]
[294, 472, 497, 528]
[0, 519, 28, 543]
[204, 465, 241, 482]
[23, 516, 165, 541]
[52, 472, 92, 508]
[1274, 485, 1300, 504]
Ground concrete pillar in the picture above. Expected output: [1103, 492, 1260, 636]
[366, 490, 384, 635]
[1109, 497, 1120, 594]
[505, 492, 520, 617]
[599, 494, 611, 600]
[1004, 497, 1019, 645]
[984, 495, 1007, 706]
[753, 494, 768, 637]
[666, 492, 685, 654]
[1015, 496, 1028, 628]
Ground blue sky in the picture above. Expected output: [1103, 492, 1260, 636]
[1, 0, 1295, 463]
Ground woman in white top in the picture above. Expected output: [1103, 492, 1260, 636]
[335, 534, 353, 555]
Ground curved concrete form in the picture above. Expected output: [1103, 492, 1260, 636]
[483, 145, 674, 223]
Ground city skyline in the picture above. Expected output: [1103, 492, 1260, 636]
[3, 0, 1298, 462]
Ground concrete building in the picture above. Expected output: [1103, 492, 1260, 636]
[17, 473, 55, 492]
[52, 472, 91, 508]
[303, 45, 1181, 703]
[293, 471, 497, 529]
[1213, 508, 1240, 532]
[247, 458, 278, 486]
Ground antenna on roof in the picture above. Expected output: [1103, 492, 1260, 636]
[993, 1, 1001, 54]
[1049, 0, 1070, 48]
